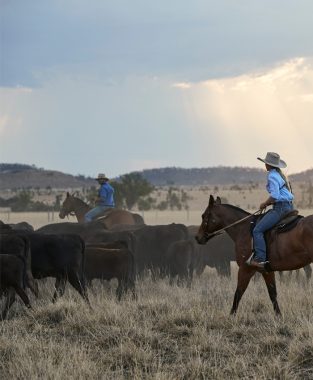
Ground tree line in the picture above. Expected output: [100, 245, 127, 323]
[0, 173, 191, 212]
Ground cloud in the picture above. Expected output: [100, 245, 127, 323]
[172, 82, 192, 89]
[1, 56, 313, 176]
[2, 1, 313, 87]
[173, 57, 313, 173]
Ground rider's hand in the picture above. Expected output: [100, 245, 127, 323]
[260, 202, 267, 210]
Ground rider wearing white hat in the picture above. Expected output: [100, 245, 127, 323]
[247, 152, 294, 269]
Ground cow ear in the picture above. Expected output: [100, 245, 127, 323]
[208, 195, 215, 207]
[216, 196, 221, 204]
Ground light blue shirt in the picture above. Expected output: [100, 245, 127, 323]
[98, 182, 115, 207]
[266, 169, 294, 202]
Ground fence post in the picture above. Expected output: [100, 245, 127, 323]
[0, 208, 11, 222]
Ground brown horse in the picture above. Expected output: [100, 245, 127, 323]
[59, 193, 144, 229]
[195, 195, 313, 315]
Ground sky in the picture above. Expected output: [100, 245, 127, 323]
[1, 0, 313, 177]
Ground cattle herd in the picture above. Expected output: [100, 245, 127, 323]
[0, 216, 236, 319]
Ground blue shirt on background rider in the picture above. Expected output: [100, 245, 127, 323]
[98, 181, 115, 207]
[84, 173, 115, 222]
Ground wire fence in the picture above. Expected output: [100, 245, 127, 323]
[1, 208, 312, 230]
[0, 210, 203, 229]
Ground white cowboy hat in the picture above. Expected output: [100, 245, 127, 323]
[95, 173, 109, 180]
[257, 152, 287, 168]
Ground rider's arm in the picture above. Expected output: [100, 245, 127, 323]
[260, 196, 276, 209]
[260, 171, 279, 209]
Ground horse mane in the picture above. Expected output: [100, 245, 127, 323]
[221, 203, 251, 216]
[73, 196, 89, 207]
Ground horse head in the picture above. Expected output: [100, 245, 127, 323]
[59, 192, 77, 219]
[195, 195, 224, 245]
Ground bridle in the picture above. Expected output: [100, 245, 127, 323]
[60, 204, 88, 218]
[202, 208, 263, 240]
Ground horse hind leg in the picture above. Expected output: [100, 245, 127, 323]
[230, 265, 256, 315]
[262, 272, 281, 316]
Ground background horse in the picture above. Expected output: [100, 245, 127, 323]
[59, 192, 144, 229]
[196, 195, 313, 315]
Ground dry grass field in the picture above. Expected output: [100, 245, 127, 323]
[1, 186, 313, 379]
[1, 270, 313, 379]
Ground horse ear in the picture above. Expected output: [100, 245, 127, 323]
[216, 196, 221, 204]
[208, 195, 215, 207]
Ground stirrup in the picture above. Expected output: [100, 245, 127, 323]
[245, 252, 255, 266]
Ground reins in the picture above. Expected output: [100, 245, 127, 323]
[204, 208, 264, 240]
[62, 201, 90, 218]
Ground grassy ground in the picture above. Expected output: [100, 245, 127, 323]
[1, 269, 313, 379]
[1, 195, 313, 379]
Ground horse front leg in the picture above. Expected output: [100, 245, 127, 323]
[262, 272, 281, 316]
[230, 265, 256, 315]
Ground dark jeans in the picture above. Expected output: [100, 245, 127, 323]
[253, 201, 293, 262]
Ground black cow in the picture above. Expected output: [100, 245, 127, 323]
[0, 254, 32, 319]
[85, 245, 136, 300]
[86, 223, 189, 278]
[1, 222, 90, 305]
[36, 220, 107, 240]
[188, 225, 235, 277]
[9, 222, 34, 231]
[26, 233, 90, 304]
[0, 234, 38, 297]
[166, 239, 200, 287]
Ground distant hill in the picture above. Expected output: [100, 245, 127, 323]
[0, 164, 94, 190]
[289, 169, 313, 183]
[135, 167, 266, 186]
[0, 163, 312, 190]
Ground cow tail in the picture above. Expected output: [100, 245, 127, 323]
[24, 237, 32, 289]
[80, 237, 87, 291]
[127, 234, 136, 292]
[16, 254, 27, 290]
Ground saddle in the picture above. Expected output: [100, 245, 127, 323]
[272, 210, 303, 233]
[95, 208, 114, 221]
[251, 209, 303, 235]
[250, 210, 304, 271]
